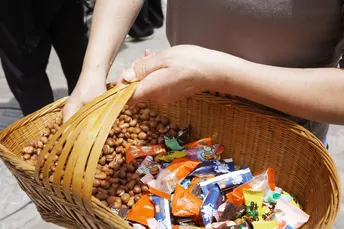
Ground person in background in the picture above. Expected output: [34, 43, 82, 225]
[0, 0, 89, 116]
[63, 0, 344, 146]
[128, 0, 164, 40]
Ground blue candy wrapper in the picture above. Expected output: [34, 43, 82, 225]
[187, 159, 235, 178]
[150, 195, 172, 229]
[200, 184, 222, 229]
[200, 167, 253, 196]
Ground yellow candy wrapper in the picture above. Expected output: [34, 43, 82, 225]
[159, 151, 189, 162]
[252, 220, 278, 229]
[243, 189, 264, 221]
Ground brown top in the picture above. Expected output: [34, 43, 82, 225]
[166, 0, 344, 142]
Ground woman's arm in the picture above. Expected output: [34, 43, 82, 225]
[63, 0, 144, 122]
[119, 45, 344, 124]
[213, 52, 344, 124]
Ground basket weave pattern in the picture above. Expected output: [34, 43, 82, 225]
[0, 85, 341, 229]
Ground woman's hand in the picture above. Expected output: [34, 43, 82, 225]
[118, 45, 221, 104]
[62, 72, 107, 123]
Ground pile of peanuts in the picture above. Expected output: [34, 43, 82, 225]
[21, 103, 179, 209]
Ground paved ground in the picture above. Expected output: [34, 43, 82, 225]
[0, 11, 344, 229]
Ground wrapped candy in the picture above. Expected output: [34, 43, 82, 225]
[151, 195, 172, 229]
[252, 221, 279, 229]
[172, 184, 202, 218]
[243, 189, 264, 221]
[186, 144, 224, 161]
[126, 145, 166, 164]
[272, 198, 310, 228]
[184, 138, 212, 149]
[172, 226, 202, 229]
[200, 168, 253, 196]
[200, 184, 222, 228]
[159, 151, 189, 163]
[127, 195, 155, 226]
[149, 158, 200, 199]
[226, 183, 251, 206]
[186, 159, 235, 178]
[226, 168, 275, 206]
[165, 138, 184, 151]
[136, 156, 161, 176]
[214, 202, 245, 222]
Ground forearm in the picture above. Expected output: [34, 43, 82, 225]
[81, 0, 144, 81]
[212, 53, 344, 124]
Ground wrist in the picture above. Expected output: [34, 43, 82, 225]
[207, 50, 249, 93]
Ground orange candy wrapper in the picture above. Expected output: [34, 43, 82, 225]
[226, 168, 275, 206]
[226, 183, 252, 206]
[126, 145, 166, 164]
[149, 158, 200, 199]
[172, 184, 202, 218]
[127, 195, 155, 225]
[184, 138, 212, 149]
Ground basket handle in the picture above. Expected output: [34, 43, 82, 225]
[35, 83, 138, 216]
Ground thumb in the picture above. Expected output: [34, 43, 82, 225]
[62, 99, 83, 123]
[122, 52, 164, 83]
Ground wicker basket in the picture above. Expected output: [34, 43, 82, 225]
[0, 83, 341, 229]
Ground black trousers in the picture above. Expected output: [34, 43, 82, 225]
[0, 0, 87, 115]
[129, 0, 164, 37]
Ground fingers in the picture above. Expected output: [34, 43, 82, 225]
[117, 49, 155, 84]
[62, 99, 84, 123]
[127, 68, 169, 105]
[122, 50, 164, 83]
[144, 49, 152, 56]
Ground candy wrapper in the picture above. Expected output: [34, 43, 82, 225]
[281, 190, 302, 209]
[272, 198, 310, 228]
[187, 159, 235, 178]
[172, 226, 202, 229]
[159, 151, 189, 163]
[164, 124, 192, 147]
[141, 172, 156, 186]
[172, 217, 200, 226]
[186, 144, 224, 161]
[264, 187, 282, 205]
[127, 195, 155, 226]
[248, 168, 275, 192]
[211, 221, 236, 229]
[151, 195, 172, 229]
[149, 158, 200, 199]
[126, 145, 166, 164]
[214, 202, 245, 222]
[136, 156, 161, 176]
[165, 137, 184, 151]
[176, 125, 192, 145]
[226, 183, 251, 206]
[201, 184, 222, 229]
[252, 221, 278, 229]
[226, 168, 274, 206]
[172, 184, 202, 218]
[188, 178, 205, 200]
[200, 168, 253, 196]
[110, 207, 129, 219]
[133, 224, 147, 229]
[184, 138, 212, 149]
[243, 189, 264, 221]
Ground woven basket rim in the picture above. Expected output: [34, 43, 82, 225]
[0, 91, 341, 229]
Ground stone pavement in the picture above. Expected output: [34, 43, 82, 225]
[0, 18, 344, 229]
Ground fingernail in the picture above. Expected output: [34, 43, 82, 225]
[122, 68, 137, 82]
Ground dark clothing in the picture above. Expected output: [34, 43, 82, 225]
[0, 0, 87, 115]
[129, 0, 164, 38]
[166, 0, 344, 141]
